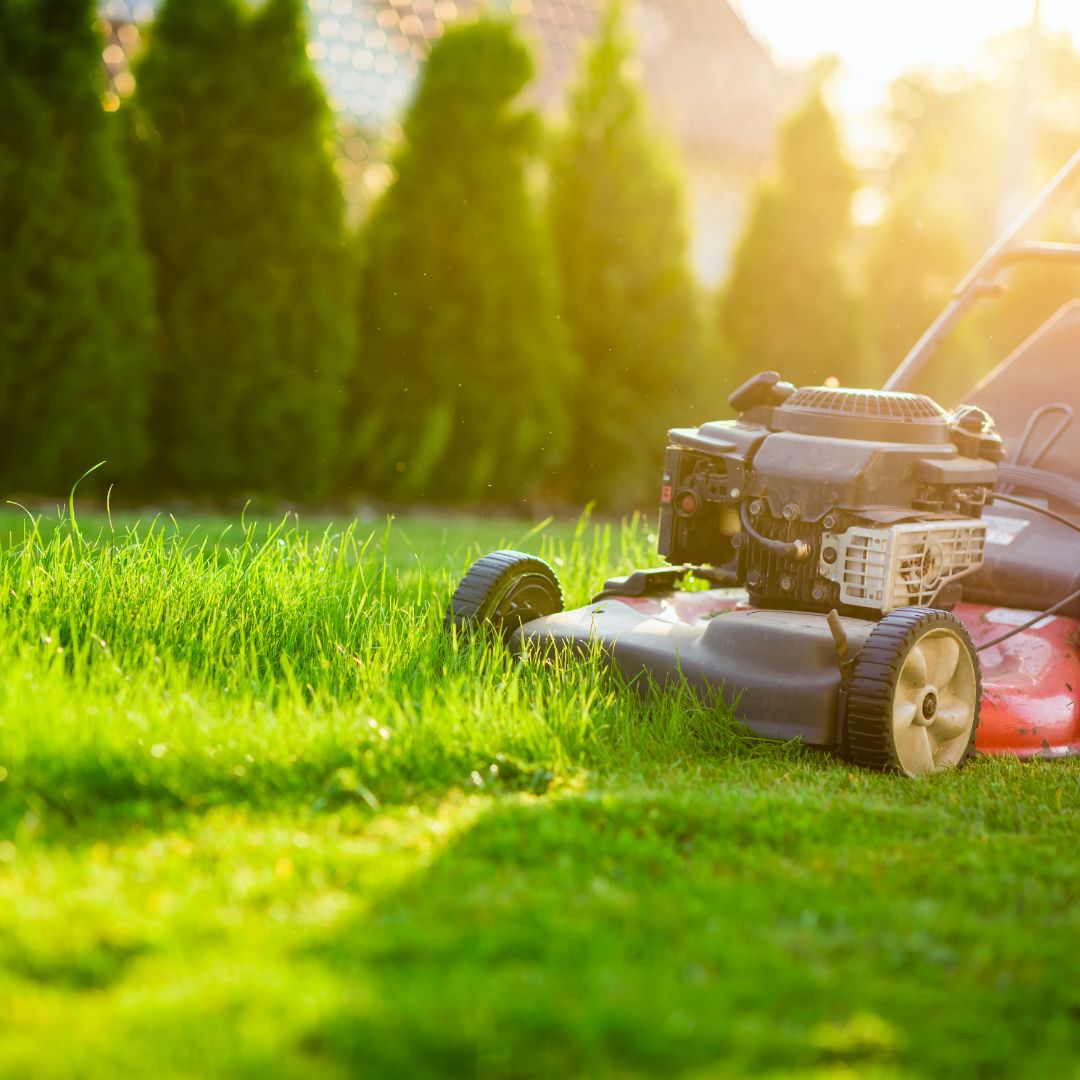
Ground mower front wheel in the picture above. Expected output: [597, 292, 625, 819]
[445, 550, 563, 642]
[844, 607, 980, 777]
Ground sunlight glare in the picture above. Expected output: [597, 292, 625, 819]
[734, 0, 1080, 156]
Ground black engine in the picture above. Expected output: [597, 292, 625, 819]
[659, 372, 1003, 617]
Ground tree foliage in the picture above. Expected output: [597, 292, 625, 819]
[134, 0, 353, 496]
[355, 19, 573, 502]
[549, 2, 705, 508]
[719, 84, 864, 394]
[0, 0, 156, 493]
[862, 71, 1010, 398]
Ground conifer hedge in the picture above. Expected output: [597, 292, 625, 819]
[354, 19, 574, 503]
[0, 1, 898, 510]
[0, 0, 156, 493]
[134, 0, 354, 497]
[719, 85, 864, 394]
[549, 4, 705, 507]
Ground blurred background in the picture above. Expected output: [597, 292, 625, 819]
[1, 0, 1078, 511]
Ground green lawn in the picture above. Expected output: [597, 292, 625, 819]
[0, 506, 1076, 1079]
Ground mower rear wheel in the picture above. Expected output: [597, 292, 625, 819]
[445, 550, 563, 642]
[844, 607, 980, 777]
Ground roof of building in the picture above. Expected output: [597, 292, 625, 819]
[99, 0, 795, 165]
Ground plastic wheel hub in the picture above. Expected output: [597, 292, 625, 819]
[890, 627, 978, 774]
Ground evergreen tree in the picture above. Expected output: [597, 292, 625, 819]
[549, 3, 705, 508]
[718, 84, 864, 394]
[134, 0, 353, 496]
[0, 0, 156, 493]
[355, 19, 573, 502]
[864, 177, 976, 380]
[858, 71, 1005, 400]
[861, 116, 986, 398]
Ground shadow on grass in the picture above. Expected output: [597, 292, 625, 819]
[295, 780, 1080, 1080]
[0, 759, 1076, 1078]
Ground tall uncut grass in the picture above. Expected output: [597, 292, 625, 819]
[0, 508, 745, 828]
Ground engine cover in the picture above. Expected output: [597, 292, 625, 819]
[818, 519, 987, 611]
[659, 379, 1002, 617]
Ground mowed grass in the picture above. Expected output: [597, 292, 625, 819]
[0, 505, 1076, 1079]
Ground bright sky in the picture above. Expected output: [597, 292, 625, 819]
[733, 0, 1080, 157]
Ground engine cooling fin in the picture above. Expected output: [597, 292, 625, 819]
[773, 386, 952, 443]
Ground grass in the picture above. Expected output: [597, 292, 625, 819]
[0, 505, 1076, 1079]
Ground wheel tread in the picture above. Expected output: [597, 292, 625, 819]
[445, 550, 563, 638]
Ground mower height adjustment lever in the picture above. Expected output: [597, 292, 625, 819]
[592, 565, 737, 603]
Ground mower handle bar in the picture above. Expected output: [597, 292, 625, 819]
[885, 144, 1080, 392]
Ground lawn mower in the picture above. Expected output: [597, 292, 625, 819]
[446, 148, 1080, 776]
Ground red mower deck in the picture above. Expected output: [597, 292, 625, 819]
[574, 590, 1080, 760]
